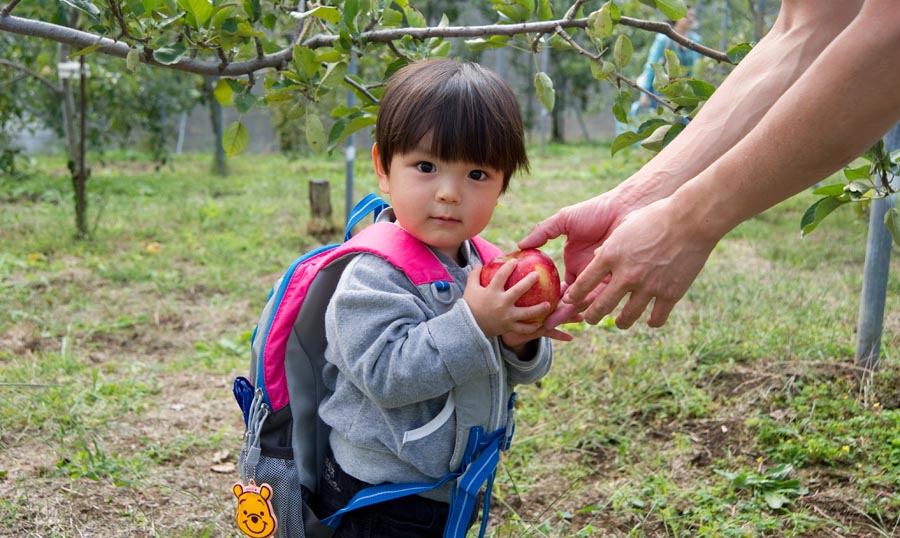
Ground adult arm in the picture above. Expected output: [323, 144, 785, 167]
[520, 0, 864, 323]
[569, 0, 900, 328]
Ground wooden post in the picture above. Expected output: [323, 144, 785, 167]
[308, 179, 338, 237]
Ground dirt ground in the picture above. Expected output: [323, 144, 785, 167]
[0, 317, 885, 538]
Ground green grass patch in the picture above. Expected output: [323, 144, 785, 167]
[2, 145, 900, 535]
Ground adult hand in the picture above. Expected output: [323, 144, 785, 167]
[562, 196, 717, 328]
[518, 190, 633, 327]
[519, 192, 628, 286]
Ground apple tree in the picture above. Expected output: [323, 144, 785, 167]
[0, 0, 739, 237]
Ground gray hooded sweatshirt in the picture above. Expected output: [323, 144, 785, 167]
[319, 212, 552, 502]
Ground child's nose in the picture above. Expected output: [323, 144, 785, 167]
[435, 180, 461, 203]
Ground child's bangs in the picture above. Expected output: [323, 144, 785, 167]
[426, 93, 527, 177]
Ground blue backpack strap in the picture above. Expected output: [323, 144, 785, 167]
[345, 193, 390, 241]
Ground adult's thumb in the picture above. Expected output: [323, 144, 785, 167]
[518, 214, 563, 250]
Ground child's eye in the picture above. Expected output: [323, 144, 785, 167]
[468, 170, 488, 181]
[416, 162, 436, 173]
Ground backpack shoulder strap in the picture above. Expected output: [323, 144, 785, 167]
[470, 235, 503, 264]
[255, 222, 453, 413]
[344, 222, 452, 285]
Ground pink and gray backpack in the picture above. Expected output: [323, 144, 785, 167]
[232, 195, 512, 538]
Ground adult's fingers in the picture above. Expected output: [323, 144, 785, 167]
[614, 291, 654, 329]
[518, 212, 564, 250]
[647, 296, 676, 328]
[543, 301, 581, 328]
[562, 247, 612, 306]
[581, 273, 630, 325]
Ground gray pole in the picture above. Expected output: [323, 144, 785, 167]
[345, 55, 357, 221]
[855, 123, 900, 371]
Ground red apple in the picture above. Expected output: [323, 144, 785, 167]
[480, 248, 561, 324]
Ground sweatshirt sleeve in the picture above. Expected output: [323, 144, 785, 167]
[500, 337, 552, 386]
[325, 254, 501, 409]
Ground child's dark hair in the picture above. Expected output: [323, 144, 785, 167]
[375, 58, 529, 193]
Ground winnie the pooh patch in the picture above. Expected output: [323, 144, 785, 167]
[233, 480, 278, 538]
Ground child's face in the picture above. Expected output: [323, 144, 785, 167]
[373, 140, 504, 261]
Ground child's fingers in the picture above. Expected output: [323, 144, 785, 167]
[484, 259, 519, 290]
[504, 270, 538, 300]
[516, 301, 551, 323]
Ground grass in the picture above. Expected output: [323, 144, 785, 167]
[1, 143, 900, 536]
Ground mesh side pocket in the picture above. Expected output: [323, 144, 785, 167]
[240, 448, 306, 538]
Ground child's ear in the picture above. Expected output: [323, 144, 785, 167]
[372, 143, 390, 194]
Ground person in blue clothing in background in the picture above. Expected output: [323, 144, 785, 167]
[617, 6, 702, 135]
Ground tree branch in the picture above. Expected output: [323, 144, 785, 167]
[563, 0, 590, 22]
[0, 12, 729, 79]
[0, 15, 292, 75]
[618, 16, 728, 63]
[552, 25, 676, 112]
[1, 0, 21, 17]
[343, 74, 378, 105]
[0, 58, 62, 94]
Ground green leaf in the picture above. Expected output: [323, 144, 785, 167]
[430, 40, 452, 57]
[211, 5, 236, 29]
[153, 43, 187, 65]
[586, 5, 613, 41]
[844, 163, 871, 180]
[536, 0, 554, 20]
[242, 0, 261, 22]
[767, 463, 794, 482]
[343, 0, 362, 29]
[179, 0, 213, 27]
[884, 208, 900, 247]
[800, 196, 846, 237]
[319, 62, 348, 91]
[292, 45, 319, 78]
[726, 43, 753, 63]
[157, 11, 186, 28]
[663, 48, 683, 78]
[685, 78, 715, 99]
[222, 121, 249, 157]
[611, 132, 643, 155]
[534, 72, 555, 112]
[640, 123, 671, 152]
[234, 92, 257, 113]
[213, 79, 235, 106]
[845, 180, 874, 201]
[613, 34, 633, 70]
[655, 0, 687, 20]
[589, 59, 615, 81]
[126, 47, 141, 72]
[651, 63, 668, 88]
[316, 50, 345, 63]
[491, 0, 530, 22]
[306, 113, 326, 153]
[811, 183, 846, 197]
[60, 0, 101, 18]
[69, 44, 101, 58]
[404, 5, 427, 27]
[612, 90, 631, 123]
[306, 5, 341, 23]
[382, 7, 404, 26]
[762, 490, 791, 509]
[464, 35, 510, 51]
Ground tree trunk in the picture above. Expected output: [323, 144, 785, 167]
[58, 10, 89, 239]
[73, 55, 88, 239]
[205, 76, 228, 176]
